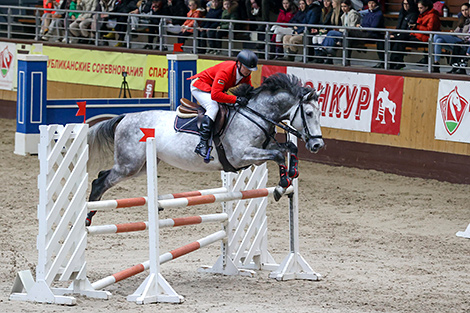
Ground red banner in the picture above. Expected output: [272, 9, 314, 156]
[371, 75, 404, 135]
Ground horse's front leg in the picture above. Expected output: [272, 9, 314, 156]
[240, 146, 291, 201]
[276, 141, 299, 179]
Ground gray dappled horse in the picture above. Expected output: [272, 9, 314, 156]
[86, 73, 324, 225]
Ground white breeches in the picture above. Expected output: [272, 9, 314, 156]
[191, 83, 219, 121]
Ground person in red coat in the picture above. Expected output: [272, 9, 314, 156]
[389, 0, 440, 69]
[190, 49, 258, 160]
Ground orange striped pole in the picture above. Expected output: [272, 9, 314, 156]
[86, 213, 228, 235]
[91, 230, 226, 290]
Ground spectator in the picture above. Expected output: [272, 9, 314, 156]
[198, 0, 223, 54]
[310, 0, 334, 61]
[281, 0, 310, 60]
[40, 0, 58, 36]
[142, 0, 170, 49]
[69, 0, 99, 43]
[69, 0, 81, 20]
[41, 0, 72, 42]
[433, 3, 470, 73]
[177, 0, 204, 45]
[389, 0, 440, 70]
[164, 0, 189, 34]
[348, 0, 384, 68]
[102, 0, 138, 47]
[386, 0, 418, 68]
[270, 0, 297, 59]
[211, 0, 239, 54]
[245, 0, 283, 29]
[320, 0, 361, 64]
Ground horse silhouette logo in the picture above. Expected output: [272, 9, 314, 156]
[376, 88, 396, 124]
[0, 46, 13, 78]
[439, 86, 469, 135]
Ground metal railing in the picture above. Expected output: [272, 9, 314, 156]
[1, 5, 468, 74]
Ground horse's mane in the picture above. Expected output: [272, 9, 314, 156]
[231, 73, 309, 101]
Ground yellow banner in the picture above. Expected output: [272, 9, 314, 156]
[42, 46, 147, 90]
[144, 55, 169, 92]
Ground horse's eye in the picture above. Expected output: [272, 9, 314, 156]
[306, 111, 313, 117]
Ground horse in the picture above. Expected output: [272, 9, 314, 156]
[376, 88, 396, 124]
[86, 73, 324, 225]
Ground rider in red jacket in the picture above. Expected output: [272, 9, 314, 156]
[190, 49, 258, 160]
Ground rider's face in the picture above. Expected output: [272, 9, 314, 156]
[239, 64, 252, 76]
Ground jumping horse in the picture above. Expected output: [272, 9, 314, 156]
[86, 73, 324, 225]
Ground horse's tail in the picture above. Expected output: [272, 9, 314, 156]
[87, 115, 125, 175]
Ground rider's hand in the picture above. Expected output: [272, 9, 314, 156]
[236, 97, 249, 106]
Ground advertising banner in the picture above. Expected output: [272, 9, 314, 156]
[42, 46, 147, 90]
[287, 67, 403, 134]
[435, 79, 470, 143]
[0, 42, 16, 90]
[145, 54, 169, 92]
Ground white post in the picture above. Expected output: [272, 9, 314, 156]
[127, 137, 183, 304]
[268, 134, 322, 281]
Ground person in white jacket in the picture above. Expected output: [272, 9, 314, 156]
[69, 0, 99, 41]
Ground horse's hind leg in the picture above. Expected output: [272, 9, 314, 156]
[86, 165, 143, 226]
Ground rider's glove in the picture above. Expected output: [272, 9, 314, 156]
[236, 96, 249, 106]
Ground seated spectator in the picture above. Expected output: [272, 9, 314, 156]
[69, 0, 99, 43]
[102, 0, 138, 47]
[320, 0, 361, 64]
[270, 0, 297, 59]
[212, 0, 239, 54]
[348, 0, 384, 67]
[142, 0, 169, 49]
[177, 0, 204, 45]
[281, 0, 310, 60]
[40, 0, 58, 36]
[245, 0, 283, 29]
[41, 0, 72, 42]
[164, 0, 190, 34]
[198, 0, 223, 54]
[389, 0, 440, 70]
[433, 3, 470, 72]
[386, 0, 418, 68]
[309, 0, 334, 62]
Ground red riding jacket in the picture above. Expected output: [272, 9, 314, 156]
[190, 61, 252, 104]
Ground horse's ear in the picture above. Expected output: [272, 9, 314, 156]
[304, 87, 325, 102]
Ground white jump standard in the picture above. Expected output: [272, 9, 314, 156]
[10, 123, 321, 306]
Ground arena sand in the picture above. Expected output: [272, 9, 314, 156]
[0, 118, 469, 313]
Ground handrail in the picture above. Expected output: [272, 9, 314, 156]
[1, 5, 468, 74]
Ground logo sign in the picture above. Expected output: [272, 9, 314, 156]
[0, 43, 15, 90]
[287, 67, 403, 134]
[439, 86, 468, 135]
[435, 80, 470, 143]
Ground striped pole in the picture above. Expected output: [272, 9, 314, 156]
[87, 213, 228, 235]
[86, 187, 228, 211]
[158, 185, 294, 210]
[91, 230, 226, 290]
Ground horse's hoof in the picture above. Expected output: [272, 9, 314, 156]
[273, 186, 285, 202]
[85, 218, 91, 227]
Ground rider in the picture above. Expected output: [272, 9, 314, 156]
[190, 49, 258, 160]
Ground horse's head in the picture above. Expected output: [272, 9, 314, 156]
[290, 88, 324, 153]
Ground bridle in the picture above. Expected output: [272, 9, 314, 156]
[235, 99, 322, 147]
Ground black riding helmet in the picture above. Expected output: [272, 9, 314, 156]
[237, 50, 258, 71]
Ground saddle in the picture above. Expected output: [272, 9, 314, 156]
[176, 98, 240, 172]
[177, 98, 228, 136]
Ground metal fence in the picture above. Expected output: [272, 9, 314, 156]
[1, 5, 469, 74]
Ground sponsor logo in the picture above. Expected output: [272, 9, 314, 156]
[1, 46, 13, 78]
[439, 86, 469, 135]
[217, 79, 224, 85]
[375, 88, 396, 124]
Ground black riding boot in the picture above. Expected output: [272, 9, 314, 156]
[194, 115, 214, 159]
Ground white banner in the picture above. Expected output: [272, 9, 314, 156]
[435, 79, 470, 143]
[0, 42, 16, 90]
[288, 67, 376, 132]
